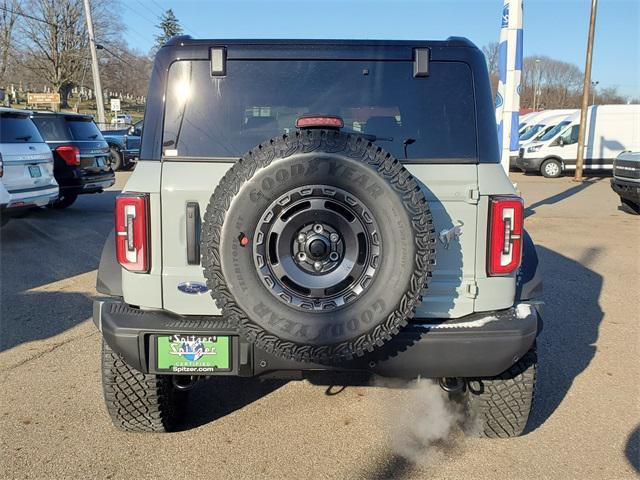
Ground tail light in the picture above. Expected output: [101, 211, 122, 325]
[115, 194, 149, 272]
[488, 196, 524, 276]
[0, 152, 3, 177]
[55, 145, 80, 166]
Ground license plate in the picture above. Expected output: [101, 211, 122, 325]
[28, 165, 41, 178]
[155, 335, 231, 373]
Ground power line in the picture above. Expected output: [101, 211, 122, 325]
[0, 5, 55, 26]
[143, 0, 200, 37]
[120, 2, 158, 29]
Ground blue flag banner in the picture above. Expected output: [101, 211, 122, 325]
[495, 0, 523, 172]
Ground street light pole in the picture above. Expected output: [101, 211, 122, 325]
[574, 0, 598, 182]
[82, 0, 106, 125]
[591, 80, 599, 105]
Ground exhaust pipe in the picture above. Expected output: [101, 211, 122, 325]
[439, 377, 465, 393]
[172, 375, 200, 391]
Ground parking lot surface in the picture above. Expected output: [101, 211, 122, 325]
[1, 172, 638, 479]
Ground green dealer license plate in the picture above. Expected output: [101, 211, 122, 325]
[156, 335, 230, 373]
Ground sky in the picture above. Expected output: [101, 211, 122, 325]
[121, 0, 640, 98]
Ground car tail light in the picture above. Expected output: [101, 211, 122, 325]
[488, 196, 524, 276]
[115, 194, 149, 272]
[295, 115, 344, 129]
[0, 152, 3, 177]
[55, 145, 80, 166]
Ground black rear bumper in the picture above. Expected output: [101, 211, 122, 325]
[94, 300, 540, 379]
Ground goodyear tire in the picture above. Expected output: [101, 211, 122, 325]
[201, 130, 436, 363]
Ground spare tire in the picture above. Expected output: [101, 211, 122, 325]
[201, 130, 435, 363]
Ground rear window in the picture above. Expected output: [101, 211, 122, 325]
[162, 60, 477, 161]
[32, 115, 102, 141]
[0, 113, 44, 143]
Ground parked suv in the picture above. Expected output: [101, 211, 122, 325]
[30, 111, 115, 208]
[611, 151, 640, 214]
[0, 108, 59, 226]
[94, 38, 543, 436]
[101, 120, 142, 170]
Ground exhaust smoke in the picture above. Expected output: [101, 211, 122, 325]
[376, 377, 465, 467]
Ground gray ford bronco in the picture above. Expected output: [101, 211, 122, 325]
[94, 37, 543, 436]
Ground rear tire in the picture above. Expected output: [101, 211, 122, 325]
[541, 159, 562, 178]
[457, 346, 537, 438]
[101, 340, 188, 432]
[47, 193, 78, 209]
[109, 147, 123, 171]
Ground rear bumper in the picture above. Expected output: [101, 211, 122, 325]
[611, 178, 640, 204]
[516, 156, 543, 172]
[60, 171, 115, 194]
[0, 185, 59, 211]
[94, 300, 541, 379]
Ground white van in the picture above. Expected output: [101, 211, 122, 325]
[516, 105, 640, 178]
[519, 111, 576, 146]
[518, 111, 539, 135]
[0, 108, 59, 226]
[518, 109, 576, 142]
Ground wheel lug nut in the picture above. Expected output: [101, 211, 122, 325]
[313, 224, 323, 234]
[297, 233, 306, 243]
[329, 233, 339, 243]
[313, 261, 322, 271]
[329, 252, 339, 261]
[298, 252, 306, 261]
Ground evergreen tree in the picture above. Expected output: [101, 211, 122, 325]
[154, 9, 183, 51]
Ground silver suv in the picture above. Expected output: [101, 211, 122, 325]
[0, 108, 59, 226]
[94, 37, 543, 436]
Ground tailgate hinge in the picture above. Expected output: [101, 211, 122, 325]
[464, 281, 478, 299]
[465, 186, 480, 204]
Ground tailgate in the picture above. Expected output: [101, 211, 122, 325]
[160, 161, 478, 318]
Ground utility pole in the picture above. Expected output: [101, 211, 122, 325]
[82, 0, 106, 125]
[574, 0, 598, 182]
[533, 58, 541, 110]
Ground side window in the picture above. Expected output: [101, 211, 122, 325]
[561, 125, 580, 145]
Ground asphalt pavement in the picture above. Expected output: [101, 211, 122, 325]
[0, 171, 638, 479]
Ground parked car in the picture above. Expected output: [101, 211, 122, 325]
[517, 105, 640, 177]
[111, 113, 132, 125]
[101, 120, 142, 170]
[0, 108, 59, 226]
[30, 111, 115, 208]
[611, 151, 640, 214]
[94, 37, 543, 437]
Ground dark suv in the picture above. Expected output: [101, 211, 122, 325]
[30, 112, 115, 208]
[94, 37, 542, 436]
[101, 120, 142, 171]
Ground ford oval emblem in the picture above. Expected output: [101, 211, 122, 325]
[177, 282, 210, 295]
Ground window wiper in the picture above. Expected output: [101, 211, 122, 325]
[16, 135, 32, 142]
[346, 131, 393, 142]
[88, 134, 98, 139]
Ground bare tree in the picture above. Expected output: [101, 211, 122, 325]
[482, 42, 499, 97]
[16, 0, 122, 107]
[0, 0, 19, 86]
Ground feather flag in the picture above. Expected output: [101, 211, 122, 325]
[495, 0, 523, 172]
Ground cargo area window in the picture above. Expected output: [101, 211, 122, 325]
[162, 59, 477, 161]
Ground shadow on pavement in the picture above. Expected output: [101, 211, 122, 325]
[625, 425, 639, 472]
[526, 245, 604, 433]
[181, 377, 287, 430]
[524, 177, 604, 218]
[0, 191, 117, 351]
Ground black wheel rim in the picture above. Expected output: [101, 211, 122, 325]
[253, 185, 381, 311]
